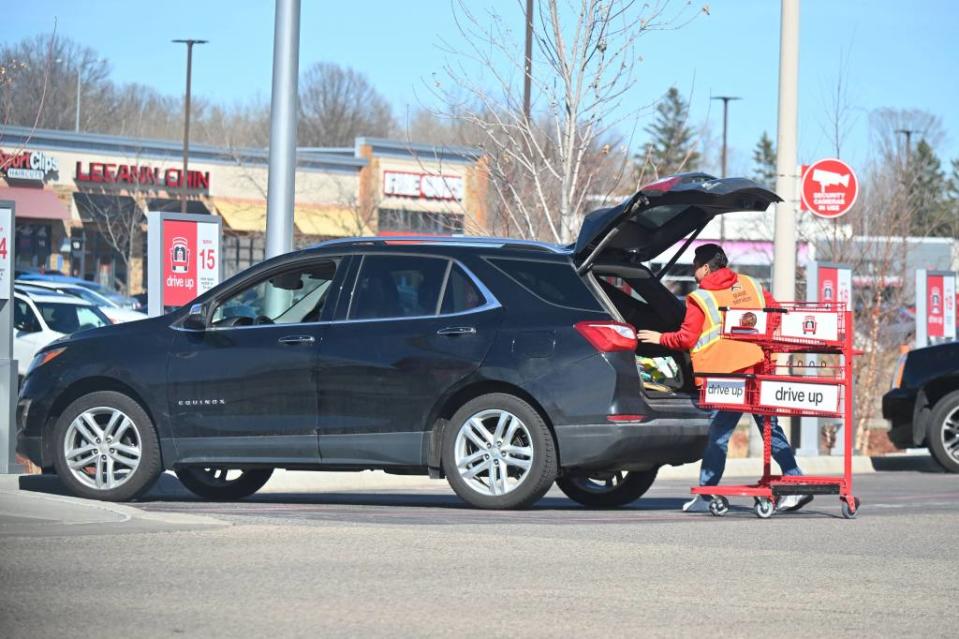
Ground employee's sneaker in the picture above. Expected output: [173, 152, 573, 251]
[776, 494, 814, 512]
[682, 495, 711, 513]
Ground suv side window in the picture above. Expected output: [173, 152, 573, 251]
[211, 259, 340, 326]
[350, 255, 449, 320]
[441, 264, 485, 314]
[487, 257, 602, 310]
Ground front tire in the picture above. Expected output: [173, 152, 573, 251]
[556, 468, 658, 508]
[442, 393, 557, 509]
[52, 391, 162, 501]
[927, 391, 959, 473]
[176, 468, 274, 500]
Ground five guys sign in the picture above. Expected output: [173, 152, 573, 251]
[76, 161, 210, 191]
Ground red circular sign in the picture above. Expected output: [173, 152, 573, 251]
[801, 158, 858, 218]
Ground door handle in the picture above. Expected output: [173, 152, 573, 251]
[436, 326, 476, 336]
[278, 335, 316, 345]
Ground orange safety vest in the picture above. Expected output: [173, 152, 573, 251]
[687, 274, 766, 375]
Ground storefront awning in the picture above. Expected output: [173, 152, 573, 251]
[214, 199, 266, 232]
[214, 199, 372, 237]
[0, 186, 71, 220]
[294, 205, 372, 237]
[147, 198, 210, 215]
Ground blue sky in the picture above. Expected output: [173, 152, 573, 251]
[4, 0, 958, 176]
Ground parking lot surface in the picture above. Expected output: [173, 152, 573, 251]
[2, 470, 957, 638]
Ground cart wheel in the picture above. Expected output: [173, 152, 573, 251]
[754, 497, 774, 519]
[841, 497, 861, 519]
[709, 496, 729, 517]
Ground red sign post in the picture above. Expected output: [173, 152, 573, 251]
[801, 158, 858, 219]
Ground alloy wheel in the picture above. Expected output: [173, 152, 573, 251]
[941, 406, 959, 463]
[453, 409, 534, 497]
[567, 471, 628, 494]
[63, 407, 141, 491]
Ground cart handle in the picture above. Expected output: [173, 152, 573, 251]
[718, 306, 787, 313]
[695, 372, 756, 379]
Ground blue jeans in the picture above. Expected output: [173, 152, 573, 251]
[700, 411, 802, 486]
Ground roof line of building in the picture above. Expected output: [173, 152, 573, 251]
[0, 126, 486, 170]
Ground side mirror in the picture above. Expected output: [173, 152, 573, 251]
[183, 303, 207, 331]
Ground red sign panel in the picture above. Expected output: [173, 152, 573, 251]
[801, 158, 858, 219]
[161, 219, 219, 307]
[927, 274, 945, 338]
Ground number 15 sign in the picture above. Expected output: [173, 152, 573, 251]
[147, 211, 222, 316]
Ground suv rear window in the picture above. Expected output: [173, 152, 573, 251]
[487, 258, 601, 310]
[441, 265, 485, 314]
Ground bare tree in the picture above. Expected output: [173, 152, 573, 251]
[298, 62, 395, 147]
[432, 0, 705, 243]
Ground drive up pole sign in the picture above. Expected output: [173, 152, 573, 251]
[147, 211, 223, 317]
[0, 199, 22, 474]
[801, 158, 859, 219]
[799, 261, 853, 457]
[916, 269, 957, 348]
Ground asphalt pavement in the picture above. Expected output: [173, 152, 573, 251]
[1, 460, 957, 638]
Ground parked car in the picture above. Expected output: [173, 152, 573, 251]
[17, 173, 780, 508]
[12, 288, 111, 382]
[883, 340, 959, 472]
[17, 273, 143, 311]
[16, 279, 148, 324]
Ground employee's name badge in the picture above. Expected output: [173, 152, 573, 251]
[758, 380, 840, 413]
[722, 308, 768, 336]
[780, 311, 839, 341]
[703, 377, 748, 406]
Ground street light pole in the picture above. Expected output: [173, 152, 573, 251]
[711, 95, 741, 242]
[772, 0, 799, 303]
[264, 0, 301, 260]
[172, 39, 207, 214]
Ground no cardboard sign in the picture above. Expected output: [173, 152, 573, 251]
[801, 158, 858, 219]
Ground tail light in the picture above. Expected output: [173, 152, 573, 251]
[574, 321, 637, 352]
[640, 175, 681, 192]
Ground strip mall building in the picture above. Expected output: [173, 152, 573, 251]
[0, 125, 488, 293]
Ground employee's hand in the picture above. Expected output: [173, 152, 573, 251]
[637, 330, 662, 345]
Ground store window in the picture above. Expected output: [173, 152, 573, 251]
[377, 209, 464, 235]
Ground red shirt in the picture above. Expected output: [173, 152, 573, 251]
[661, 268, 778, 351]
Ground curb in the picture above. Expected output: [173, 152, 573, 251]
[0, 475, 227, 528]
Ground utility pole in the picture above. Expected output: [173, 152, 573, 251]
[265, 0, 301, 260]
[896, 128, 918, 169]
[772, 0, 799, 303]
[172, 39, 207, 214]
[75, 67, 81, 132]
[711, 95, 741, 242]
[523, 0, 534, 123]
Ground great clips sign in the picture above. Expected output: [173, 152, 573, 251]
[147, 211, 221, 316]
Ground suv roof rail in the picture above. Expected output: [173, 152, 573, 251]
[309, 236, 566, 253]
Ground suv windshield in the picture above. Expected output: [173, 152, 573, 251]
[36, 302, 110, 333]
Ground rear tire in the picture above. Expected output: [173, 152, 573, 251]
[52, 391, 162, 501]
[175, 468, 274, 501]
[926, 391, 959, 473]
[556, 468, 658, 508]
[442, 393, 557, 509]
